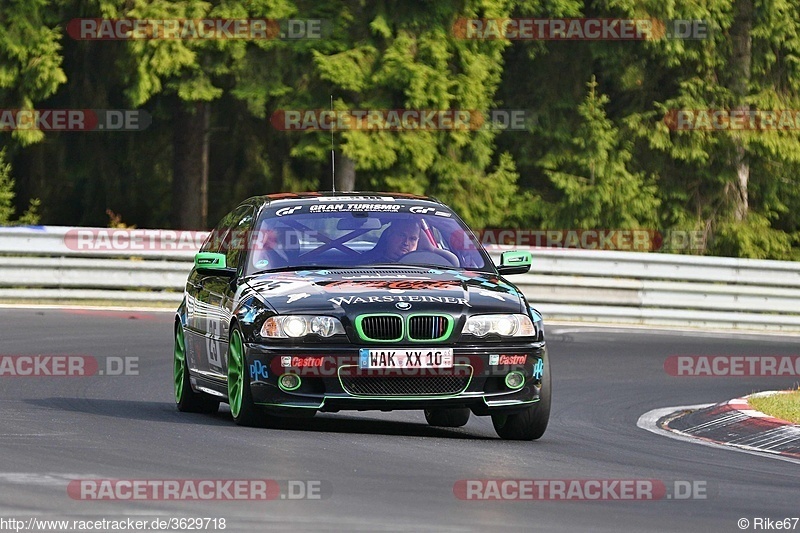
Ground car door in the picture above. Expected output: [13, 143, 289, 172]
[187, 203, 255, 381]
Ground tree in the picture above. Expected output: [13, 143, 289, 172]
[0, 0, 64, 223]
[258, 0, 524, 228]
[118, 0, 297, 228]
[0, 149, 40, 225]
[0, 0, 67, 146]
[538, 77, 659, 229]
[622, 0, 800, 258]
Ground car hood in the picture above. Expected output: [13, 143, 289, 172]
[243, 268, 524, 316]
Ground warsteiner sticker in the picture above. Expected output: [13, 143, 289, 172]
[328, 295, 471, 306]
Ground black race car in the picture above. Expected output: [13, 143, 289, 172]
[173, 192, 550, 440]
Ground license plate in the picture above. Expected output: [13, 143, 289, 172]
[359, 348, 453, 369]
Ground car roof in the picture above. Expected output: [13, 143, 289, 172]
[242, 191, 445, 207]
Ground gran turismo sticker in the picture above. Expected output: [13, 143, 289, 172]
[408, 206, 452, 217]
[309, 203, 401, 213]
[275, 205, 302, 216]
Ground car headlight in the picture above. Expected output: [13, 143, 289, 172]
[464, 314, 536, 337]
[261, 316, 345, 338]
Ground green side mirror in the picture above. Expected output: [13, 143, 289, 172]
[497, 250, 532, 275]
[194, 252, 236, 277]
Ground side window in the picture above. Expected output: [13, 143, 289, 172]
[224, 205, 255, 271]
[201, 211, 236, 253]
[199, 204, 254, 272]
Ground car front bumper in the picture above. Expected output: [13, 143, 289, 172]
[242, 341, 548, 416]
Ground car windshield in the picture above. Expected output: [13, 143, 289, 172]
[244, 202, 491, 274]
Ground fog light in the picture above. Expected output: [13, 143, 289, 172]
[505, 371, 525, 390]
[279, 374, 301, 391]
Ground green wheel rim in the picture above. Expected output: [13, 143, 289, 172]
[227, 330, 244, 418]
[173, 326, 186, 403]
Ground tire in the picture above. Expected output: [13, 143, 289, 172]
[424, 408, 471, 428]
[492, 353, 551, 441]
[174, 324, 219, 414]
[226, 325, 266, 427]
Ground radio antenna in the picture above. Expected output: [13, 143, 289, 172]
[330, 95, 336, 193]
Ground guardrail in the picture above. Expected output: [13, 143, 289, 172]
[2, 226, 799, 332]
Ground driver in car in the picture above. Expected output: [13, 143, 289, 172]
[367, 219, 421, 262]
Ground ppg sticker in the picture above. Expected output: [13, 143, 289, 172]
[250, 360, 269, 380]
[533, 359, 544, 380]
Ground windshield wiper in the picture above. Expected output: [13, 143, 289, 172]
[246, 265, 347, 276]
[365, 263, 460, 270]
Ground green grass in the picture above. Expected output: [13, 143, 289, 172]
[748, 390, 800, 424]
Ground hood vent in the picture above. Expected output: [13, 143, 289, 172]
[331, 269, 433, 276]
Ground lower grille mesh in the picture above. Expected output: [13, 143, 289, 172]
[340, 375, 470, 396]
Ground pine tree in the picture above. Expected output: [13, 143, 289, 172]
[622, 0, 800, 258]
[0, 0, 67, 145]
[0, 150, 40, 225]
[538, 77, 660, 230]
[261, 0, 522, 228]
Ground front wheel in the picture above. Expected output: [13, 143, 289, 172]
[492, 354, 551, 440]
[174, 324, 219, 414]
[227, 326, 266, 427]
[424, 408, 471, 428]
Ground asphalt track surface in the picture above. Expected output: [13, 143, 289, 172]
[0, 308, 798, 532]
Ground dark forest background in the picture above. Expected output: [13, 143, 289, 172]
[2, 0, 800, 259]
